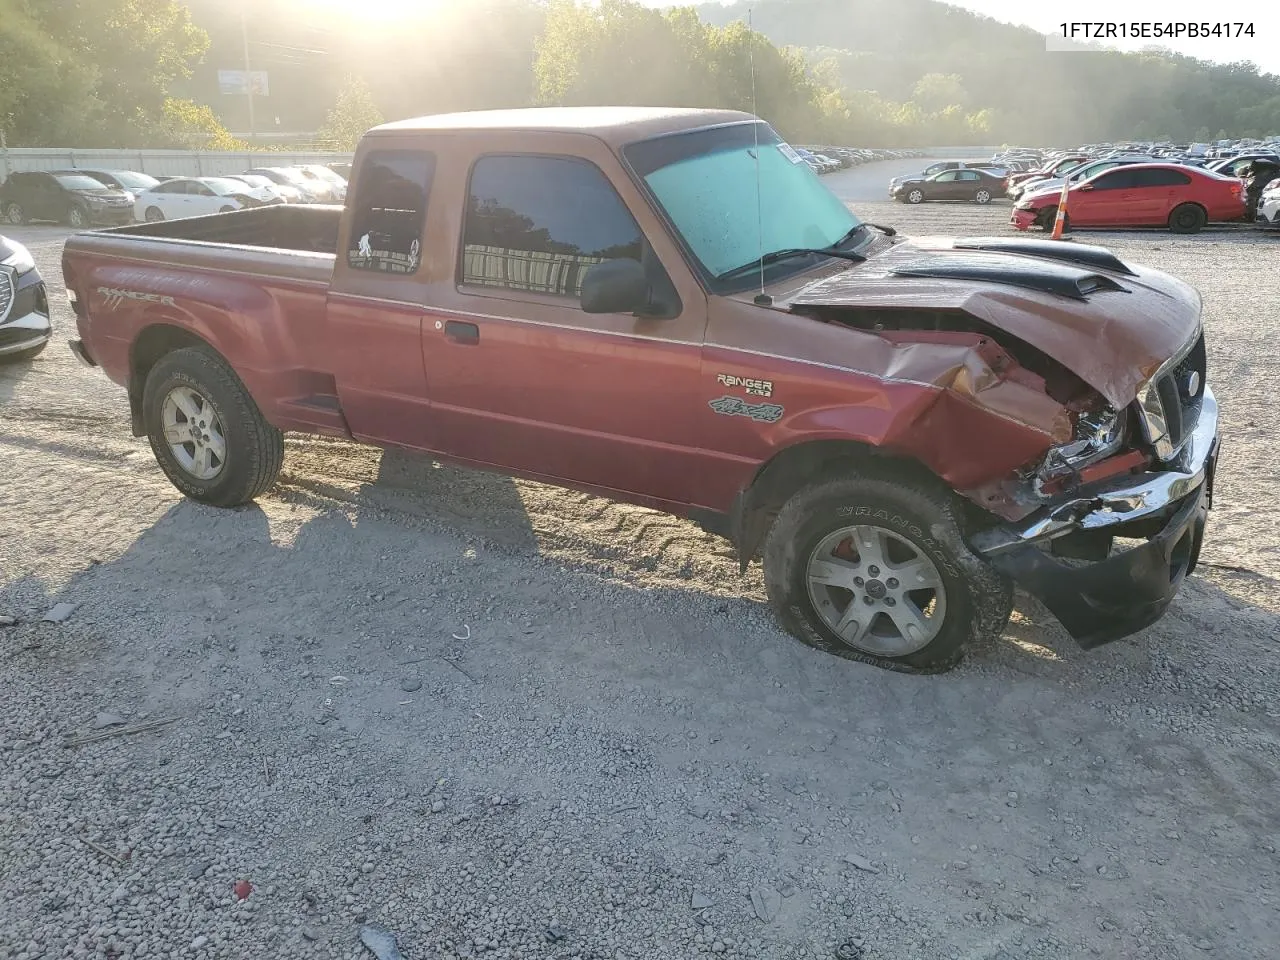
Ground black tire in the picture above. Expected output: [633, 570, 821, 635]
[1168, 203, 1207, 234]
[144, 206, 164, 222]
[142, 345, 284, 507]
[762, 470, 1013, 673]
[1040, 207, 1070, 233]
[0, 340, 48, 363]
[4, 202, 27, 225]
[67, 205, 87, 229]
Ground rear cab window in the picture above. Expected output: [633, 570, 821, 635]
[346, 151, 436, 275]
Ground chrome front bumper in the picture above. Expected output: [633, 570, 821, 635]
[973, 386, 1219, 556]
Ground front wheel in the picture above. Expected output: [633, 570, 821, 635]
[4, 203, 26, 225]
[974, 189, 992, 204]
[142, 345, 284, 507]
[144, 206, 164, 222]
[67, 206, 87, 228]
[906, 189, 924, 204]
[762, 472, 1013, 673]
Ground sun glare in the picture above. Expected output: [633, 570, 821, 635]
[292, 0, 450, 20]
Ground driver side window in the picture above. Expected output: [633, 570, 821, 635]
[460, 155, 644, 299]
[934, 171, 958, 182]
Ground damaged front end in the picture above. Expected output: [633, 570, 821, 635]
[968, 334, 1218, 648]
[783, 236, 1219, 649]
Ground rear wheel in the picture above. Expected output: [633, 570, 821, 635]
[144, 206, 164, 222]
[142, 345, 284, 507]
[1168, 203, 1207, 234]
[762, 471, 1013, 673]
[4, 202, 26, 225]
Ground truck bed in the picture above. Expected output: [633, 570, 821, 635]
[62, 204, 350, 439]
[109, 204, 343, 255]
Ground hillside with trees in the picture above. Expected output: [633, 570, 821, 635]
[2, 0, 1277, 149]
[697, 0, 1280, 144]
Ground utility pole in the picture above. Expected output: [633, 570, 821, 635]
[241, 7, 256, 143]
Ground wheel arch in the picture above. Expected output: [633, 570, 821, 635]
[729, 439, 951, 573]
[128, 323, 220, 436]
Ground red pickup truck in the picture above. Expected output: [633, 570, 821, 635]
[62, 107, 1219, 673]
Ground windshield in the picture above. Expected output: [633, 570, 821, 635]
[202, 178, 248, 196]
[104, 171, 159, 190]
[307, 166, 345, 183]
[624, 122, 861, 286]
[55, 175, 110, 191]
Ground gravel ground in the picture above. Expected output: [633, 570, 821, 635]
[3, 161, 1280, 960]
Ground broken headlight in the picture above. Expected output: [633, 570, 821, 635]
[1036, 406, 1126, 489]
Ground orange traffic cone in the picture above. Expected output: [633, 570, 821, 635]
[1050, 179, 1070, 240]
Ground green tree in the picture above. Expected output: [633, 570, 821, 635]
[317, 75, 384, 151]
[0, 0, 103, 145]
[154, 97, 247, 150]
[912, 73, 968, 111]
[27, 0, 207, 145]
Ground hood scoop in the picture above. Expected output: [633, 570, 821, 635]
[888, 252, 1128, 301]
[952, 237, 1137, 276]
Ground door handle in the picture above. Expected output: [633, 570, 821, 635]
[444, 320, 479, 345]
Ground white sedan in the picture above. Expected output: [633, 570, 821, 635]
[133, 177, 281, 222]
[1259, 179, 1280, 225]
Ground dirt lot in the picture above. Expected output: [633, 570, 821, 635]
[3, 164, 1279, 960]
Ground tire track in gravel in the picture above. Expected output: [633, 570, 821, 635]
[277, 435, 761, 600]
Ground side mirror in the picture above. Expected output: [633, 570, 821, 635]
[581, 258, 651, 315]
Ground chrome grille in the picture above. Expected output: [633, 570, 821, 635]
[1137, 331, 1207, 460]
[0, 267, 14, 324]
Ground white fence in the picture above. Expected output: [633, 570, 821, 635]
[1, 145, 998, 180]
[0, 148, 355, 180]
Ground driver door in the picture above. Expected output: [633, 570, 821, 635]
[930, 170, 963, 200]
[420, 137, 709, 504]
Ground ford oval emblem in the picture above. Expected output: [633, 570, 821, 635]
[1185, 371, 1201, 396]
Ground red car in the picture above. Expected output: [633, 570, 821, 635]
[1011, 163, 1246, 233]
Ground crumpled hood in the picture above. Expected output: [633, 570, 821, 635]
[783, 235, 1202, 407]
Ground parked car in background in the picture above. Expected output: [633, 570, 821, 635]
[1011, 163, 1246, 233]
[223, 174, 304, 204]
[0, 234, 51, 362]
[889, 160, 1004, 193]
[56, 169, 161, 203]
[1258, 179, 1280, 226]
[0, 171, 134, 227]
[892, 167, 1007, 204]
[300, 164, 349, 199]
[243, 167, 330, 202]
[1006, 155, 1089, 193]
[1011, 156, 1159, 201]
[133, 176, 283, 221]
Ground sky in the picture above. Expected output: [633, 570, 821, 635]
[684, 0, 1280, 76]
